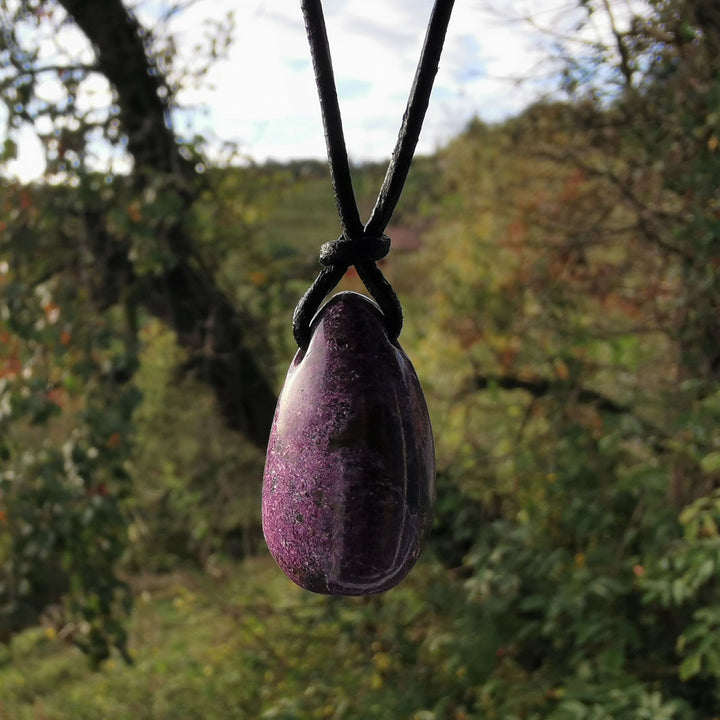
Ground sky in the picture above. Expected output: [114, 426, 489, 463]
[166, 0, 583, 162]
[4, 0, 642, 180]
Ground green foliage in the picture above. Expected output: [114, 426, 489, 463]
[0, 261, 139, 666]
[0, 558, 487, 720]
[0, 0, 276, 664]
[126, 321, 265, 570]
[402, 1, 720, 715]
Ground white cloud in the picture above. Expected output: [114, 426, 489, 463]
[175, 0, 592, 163]
[4, 0, 649, 179]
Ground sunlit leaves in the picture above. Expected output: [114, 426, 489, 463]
[391, 1, 720, 716]
[0, 198, 141, 664]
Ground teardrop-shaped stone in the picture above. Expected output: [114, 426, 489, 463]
[262, 291, 435, 595]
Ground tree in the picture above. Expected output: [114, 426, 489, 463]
[1, 0, 278, 663]
[2, 0, 276, 441]
[415, 0, 720, 716]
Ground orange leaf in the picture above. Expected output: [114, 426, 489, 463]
[46, 387, 65, 407]
[249, 271, 267, 286]
[127, 203, 142, 223]
[106, 432, 122, 449]
[554, 360, 569, 380]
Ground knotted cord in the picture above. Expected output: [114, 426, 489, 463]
[293, 0, 455, 348]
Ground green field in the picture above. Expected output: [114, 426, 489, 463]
[1, 556, 484, 720]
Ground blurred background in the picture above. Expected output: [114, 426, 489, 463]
[1, 1, 720, 718]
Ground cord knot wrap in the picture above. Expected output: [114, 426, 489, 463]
[319, 233, 391, 267]
[293, 233, 399, 349]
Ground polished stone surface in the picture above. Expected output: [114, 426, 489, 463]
[262, 291, 435, 595]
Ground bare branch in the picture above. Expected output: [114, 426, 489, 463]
[470, 372, 670, 454]
[535, 146, 693, 261]
[600, 0, 635, 87]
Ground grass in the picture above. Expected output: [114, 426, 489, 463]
[0, 555, 478, 720]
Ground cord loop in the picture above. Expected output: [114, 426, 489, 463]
[319, 233, 391, 268]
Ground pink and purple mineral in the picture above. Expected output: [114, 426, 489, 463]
[262, 291, 435, 595]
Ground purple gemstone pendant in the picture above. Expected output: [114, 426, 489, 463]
[262, 291, 435, 595]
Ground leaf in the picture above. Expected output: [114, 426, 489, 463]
[554, 699, 589, 720]
[679, 653, 702, 680]
[704, 649, 720, 677]
[700, 452, 720, 474]
[2, 138, 18, 161]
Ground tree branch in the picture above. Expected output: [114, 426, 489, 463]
[58, 0, 192, 181]
[600, 0, 634, 88]
[471, 372, 669, 453]
[535, 146, 693, 262]
[81, 209, 277, 450]
[472, 374, 629, 415]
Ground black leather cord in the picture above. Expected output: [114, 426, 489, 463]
[300, 0, 364, 241]
[365, 0, 456, 238]
[293, 0, 455, 349]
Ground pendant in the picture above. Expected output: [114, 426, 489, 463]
[262, 291, 435, 595]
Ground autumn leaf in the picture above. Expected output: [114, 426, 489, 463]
[106, 432, 122, 449]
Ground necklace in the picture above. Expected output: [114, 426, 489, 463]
[262, 0, 455, 595]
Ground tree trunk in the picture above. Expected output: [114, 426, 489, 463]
[58, 0, 277, 448]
